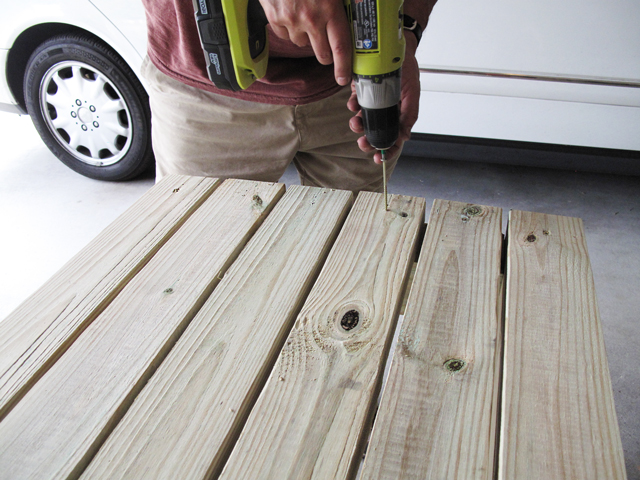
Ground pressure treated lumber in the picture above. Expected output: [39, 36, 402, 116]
[220, 192, 425, 480]
[0, 179, 283, 480]
[0, 175, 221, 420]
[82, 185, 353, 480]
[360, 199, 503, 480]
[499, 211, 626, 479]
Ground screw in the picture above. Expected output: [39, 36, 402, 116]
[93, 121, 99, 128]
[81, 124, 87, 131]
[89, 105, 96, 112]
[75, 99, 82, 106]
[71, 111, 77, 118]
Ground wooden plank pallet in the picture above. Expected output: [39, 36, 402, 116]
[0, 175, 626, 479]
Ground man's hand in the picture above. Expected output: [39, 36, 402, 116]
[259, 0, 353, 86]
[348, 32, 421, 164]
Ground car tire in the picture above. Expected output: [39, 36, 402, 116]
[24, 33, 154, 181]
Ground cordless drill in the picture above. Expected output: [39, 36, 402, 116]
[193, 0, 405, 208]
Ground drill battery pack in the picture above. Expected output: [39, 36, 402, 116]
[193, 0, 269, 91]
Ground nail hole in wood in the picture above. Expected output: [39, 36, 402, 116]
[526, 234, 537, 242]
[163, 288, 174, 294]
[341, 310, 359, 331]
[400, 212, 408, 218]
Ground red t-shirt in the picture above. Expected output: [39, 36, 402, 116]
[142, 0, 342, 105]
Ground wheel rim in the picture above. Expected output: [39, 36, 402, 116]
[39, 60, 133, 167]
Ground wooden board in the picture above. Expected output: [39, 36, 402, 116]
[499, 210, 626, 479]
[0, 179, 283, 480]
[360, 200, 504, 479]
[220, 192, 425, 480]
[0, 175, 221, 420]
[82, 185, 353, 480]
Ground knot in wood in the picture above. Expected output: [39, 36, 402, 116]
[526, 233, 537, 243]
[444, 358, 466, 372]
[462, 205, 482, 217]
[340, 310, 360, 331]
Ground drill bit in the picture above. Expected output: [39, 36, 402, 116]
[381, 149, 388, 211]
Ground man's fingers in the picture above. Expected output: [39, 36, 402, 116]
[269, 23, 290, 42]
[349, 115, 363, 134]
[347, 89, 360, 113]
[308, 29, 333, 65]
[373, 144, 400, 164]
[326, 17, 352, 85]
[357, 135, 376, 153]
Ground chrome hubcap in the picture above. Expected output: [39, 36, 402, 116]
[39, 61, 133, 166]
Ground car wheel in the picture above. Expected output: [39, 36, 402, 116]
[24, 33, 153, 181]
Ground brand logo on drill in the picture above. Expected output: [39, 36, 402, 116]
[199, 0, 208, 14]
[209, 52, 221, 75]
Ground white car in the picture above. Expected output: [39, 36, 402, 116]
[1, 0, 639, 180]
[0, 0, 150, 180]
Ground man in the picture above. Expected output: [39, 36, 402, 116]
[141, 0, 436, 191]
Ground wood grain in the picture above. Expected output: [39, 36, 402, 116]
[360, 199, 504, 480]
[0, 174, 221, 420]
[499, 210, 626, 479]
[0, 179, 283, 480]
[82, 185, 353, 480]
[219, 192, 425, 480]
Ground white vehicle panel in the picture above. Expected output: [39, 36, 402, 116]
[419, 0, 640, 81]
[414, 0, 640, 151]
[89, 0, 147, 59]
[415, 90, 640, 151]
[0, 49, 14, 106]
[0, 0, 145, 91]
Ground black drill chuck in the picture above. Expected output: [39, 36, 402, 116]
[361, 104, 400, 150]
[354, 69, 402, 151]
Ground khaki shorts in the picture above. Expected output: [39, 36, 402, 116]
[141, 57, 400, 192]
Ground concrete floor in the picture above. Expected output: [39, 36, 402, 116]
[1, 111, 638, 477]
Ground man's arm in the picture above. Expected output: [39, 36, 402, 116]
[259, 0, 439, 163]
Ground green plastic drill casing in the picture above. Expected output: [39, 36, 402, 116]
[345, 0, 405, 78]
[193, 0, 269, 91]
[346, 0, 406, 149]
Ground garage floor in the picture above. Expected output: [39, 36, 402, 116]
[1, 111, 638, 478]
